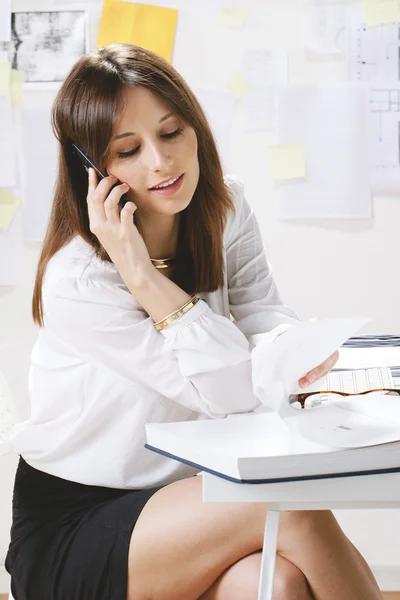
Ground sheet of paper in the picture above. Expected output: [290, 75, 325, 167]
[243, 49, 288, 88]
[243, 89, 277, 133]
[0, 97, 16, 188]
[275, 84, 372, 219]
[361, 0, 400, 27]
[282, 401, 400, 449]
[0, 191, 21, 230]
[0, 210, 22, 286]
[305, 4, 347, 56]
[193, 88, 235, 169]
[270, 145, 307, 180]
[221, 7, 246, 28]
[10, 69, 25, 107]
[20, 106, 58, 242]
[0, 61, 11, 96]
[0, 0, 11, 43]
[1, 11, 86, 84]
[252, 317, 369, 412]
[97, 0, 178, 62]
[337, 347, 400, 369]
[347, 5, 400, 193]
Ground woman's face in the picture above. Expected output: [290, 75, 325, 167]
[105, 86, 200, 217]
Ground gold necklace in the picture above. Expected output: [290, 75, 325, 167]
[150, 257, 176, 269]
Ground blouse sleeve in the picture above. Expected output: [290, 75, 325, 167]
[43, 276, 261, 418]
[225, 176, 299, 348]
[224, 177, 300, 410]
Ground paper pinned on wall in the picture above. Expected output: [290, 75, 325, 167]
[11, 70, 25, 107]
[305, 5, 347, 56]
[0, 0, 11, 43]
[275, 84, 371, 219]
[0, 61, 11, 97]
[0, 191, 21, 231]
[0, 98, 16, 189]
[97, 0, 178, 62]
[0, 211, 22, 286]
[243, 89, 277, 133]
[243, 49, 288, 88]
[226, 72, 250, 100]
[361, 0, 400, 26]
[193, 88, 235, 169]
[269, 145, 307, 181]
[20, 105, 59, 242]
[221, 7, 246, 29]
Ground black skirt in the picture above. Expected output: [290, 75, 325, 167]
[5, 457, 163, 600]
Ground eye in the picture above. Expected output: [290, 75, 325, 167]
[117, 147, 140, 158]
[161, 127, 183, 140]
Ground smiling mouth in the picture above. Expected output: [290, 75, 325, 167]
[149, 174, 183, 190]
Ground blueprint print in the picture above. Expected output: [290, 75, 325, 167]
[0, 11, 86, 82]
[348, 5, 400, 193]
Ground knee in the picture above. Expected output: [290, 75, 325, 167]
[279, 510, 337, 550]
[273, 560, 310, 600]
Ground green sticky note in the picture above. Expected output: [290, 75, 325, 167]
[0, 61, 11, 97]
[226, 72, 250, 101]
[361, 0, 400, 26]
[0, 191, 21, 230]
[221, 8, 246, 28]
[270, 145, 307, 181]
[11, 69, 25, 106]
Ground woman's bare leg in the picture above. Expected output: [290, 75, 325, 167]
[127, 475, 382, 600]
[200, 551, 313, 600]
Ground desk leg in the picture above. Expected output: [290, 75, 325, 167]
[258, 509, 280, 600]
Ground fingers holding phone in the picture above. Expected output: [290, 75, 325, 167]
[86, 168, 153, 284]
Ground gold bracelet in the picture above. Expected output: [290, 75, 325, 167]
[154, 296, 200, 332]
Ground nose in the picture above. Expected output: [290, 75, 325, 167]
[141, 140, 172, 173]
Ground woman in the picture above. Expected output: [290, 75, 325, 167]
[6, 44, 381, 600]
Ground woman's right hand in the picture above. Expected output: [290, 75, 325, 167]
[87, 168, 154, 286]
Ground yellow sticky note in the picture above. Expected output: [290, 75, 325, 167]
[11, 69, 25, 107]
[270, 145, 306, 181]
[226, 72, 250, 101]
[221, 8, 246, 28]
[0, 191, 21, 231]
[97, 0, 178, 63]
[0, 61, 11, 97]
[361, 0, 400, 26]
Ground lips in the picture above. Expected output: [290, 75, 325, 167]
[149, 174, 183, 190]
[149, 173, 185, 196]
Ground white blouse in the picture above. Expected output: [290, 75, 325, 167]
[12, 176, 299, 489]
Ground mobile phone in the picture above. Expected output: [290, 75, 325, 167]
[72, 143, 129, 210]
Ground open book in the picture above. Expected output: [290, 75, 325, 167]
[145, 317, 400, 483]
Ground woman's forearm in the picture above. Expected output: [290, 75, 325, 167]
[127, 268, 192, 324]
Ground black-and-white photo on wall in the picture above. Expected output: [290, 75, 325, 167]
[0, 10, 86, 84]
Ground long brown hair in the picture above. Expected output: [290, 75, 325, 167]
[32, 44, 234, 326]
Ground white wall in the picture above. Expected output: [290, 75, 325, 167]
[1, 0, 400, 592]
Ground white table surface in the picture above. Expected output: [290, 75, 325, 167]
[146, 411, 400, 600]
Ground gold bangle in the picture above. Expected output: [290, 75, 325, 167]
[154, 296, 200, 332]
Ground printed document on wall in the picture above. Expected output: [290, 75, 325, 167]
[0, 97, 16, 189]
[20, 106, 58, 242]
[275, 83, 371, 219]
[347, 5, 400, 194]
[0, 212, 22, 286]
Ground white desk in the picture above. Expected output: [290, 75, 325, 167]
[146, 414, 400, 600]
[202, 470, 400, 600]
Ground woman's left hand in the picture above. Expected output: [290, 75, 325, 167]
[298, 350, 339, 389]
